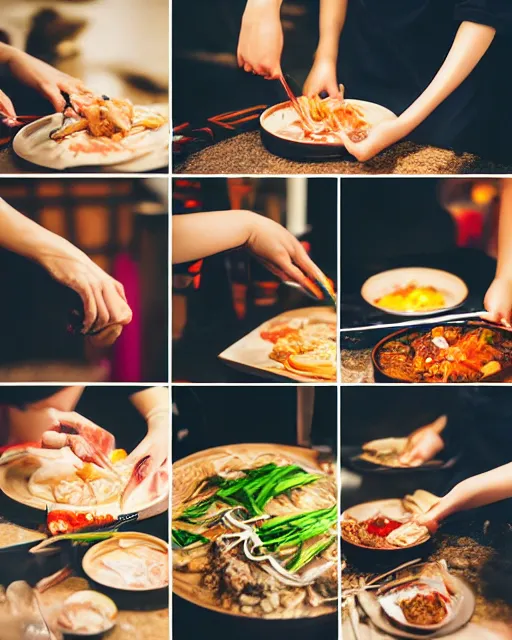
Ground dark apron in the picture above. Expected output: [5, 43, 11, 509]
[338, 0, 511, 160]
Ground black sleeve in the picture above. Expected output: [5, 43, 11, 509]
[454, 1, 512, 33]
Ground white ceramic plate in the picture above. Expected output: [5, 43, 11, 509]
[260, 98, 396, 146]
[12, 104, 168, 171]
[361, 267, 468, 316]
[0, 457, 168, 520]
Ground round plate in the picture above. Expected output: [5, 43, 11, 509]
[0, 457, 168, 520]
[361, 268, 468, 316]
[12, 104, 168, 171]
[341, 498, 431, 552]
[172, 443, 337, 619]
[83, 532, 168, 593]
[358, 575, 476, 639]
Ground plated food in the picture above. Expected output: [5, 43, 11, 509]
[12, 91, 168, 171]
[172, 444, 338, 619]
[83, 533, 169, 592]
[374, 324, 512, 383]
[359, 438, 409, 468]
[377, 561, 462, 631]
[57, 590, 118, 637]
[260, 95, 395, 153]
[341, 490, 439, 550]
[361, 268, 468, 316]
[219, 307, 337, 382]
[0, 426, 168, 517]
[261, 317, 337, 380]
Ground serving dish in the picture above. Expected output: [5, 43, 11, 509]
[12, 103, 168, 171]
[361, 268, 468, 316]
[172, 443, 337, 620]
[372, 322, 512, 384]
[218, 306, 336, 383]
[260, 98, 396, 161]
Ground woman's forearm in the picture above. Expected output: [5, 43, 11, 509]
[129, 387, 169, 424]
[436, 462, 512, 521]
[0, 43, 18, 65]
[396, 21, 495, 138]
[172, 211, 255, 264]
[0, 198, 55, 260]
[495, 179, 512, 280]
[316, 0, 348, 62]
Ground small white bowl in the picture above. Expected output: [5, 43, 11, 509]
[361, 267, 468, 316]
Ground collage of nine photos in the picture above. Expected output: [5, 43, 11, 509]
[0, 1, 510, 639]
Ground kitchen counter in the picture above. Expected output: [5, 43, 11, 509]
[174, 132, 512, 175]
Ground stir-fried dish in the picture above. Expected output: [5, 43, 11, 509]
[261, 318, 337, 381]
[297, 95, 368, 141]
[50, 91, 166, 152]
[376, 325, 512, 383]
[399, 591, 448, 625]
[173, 453, 337, 619]
[375, 284, 445, 313]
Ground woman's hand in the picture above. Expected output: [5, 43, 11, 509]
[341, 119, 406, 162]
[303, 57, 341, 98]
[0, 88, 18, 125]
[4, 45, 86, 112]
[246, 213, 326, 294]
[416, 502, 443, 534]
[35, 232, 132, 334]
[482, 277, 512, 328]
[237, 0, 283, 79]
[399, 415, 447, 467]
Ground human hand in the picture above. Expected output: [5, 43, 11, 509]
[341, 119, 406, 162]
[237, 0, 283, 79]
[399, 415, 447, 467]
[35, 232, 132, 335]
[6, 46, 86, 112]
[41, 409, 116, 469]
[246, 213, 326, 297]
[415, 503, 443, 534]
[482, 277, 512, 328]
[303, 58, 341, 98]
[0, 89, 18, 125]
[122, 407, 168, 510]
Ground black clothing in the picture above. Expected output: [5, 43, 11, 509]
[339, 0, 512, 159]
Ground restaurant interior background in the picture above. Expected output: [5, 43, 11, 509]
[0, 178, 168, 382]
[172, 384, 337, 639]
[172, 176, 337, 382]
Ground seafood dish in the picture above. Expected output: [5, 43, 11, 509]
[219, 307, 337, 382]
[83, 533, 169, 591]
[173, 445, 338, 619]
[261, 317, 337, 381]
[57, 590, 118, 636]
[374, 284, 445, 313]
[377, 561, 461, 630]
[51, 92, 166, 148]
[260, 93, 396, 151]
[0, 422, 168, 515]
[375, 325, 512, 383]
[12, 91, 168, 171]
[341, 490, 439, 550]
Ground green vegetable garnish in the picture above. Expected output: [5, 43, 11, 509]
[172, 528, 209, 548]
[286, 536, 336, 573]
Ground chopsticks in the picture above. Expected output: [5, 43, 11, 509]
[341, 310, 485, 332]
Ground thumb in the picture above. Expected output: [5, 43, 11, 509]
[326, 79, 342, 99]
[40, 84, 66, 112]
[0, 89, 18, 122]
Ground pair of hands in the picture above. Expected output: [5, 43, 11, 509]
[0, 44, 85, 124]
[237, 4, 404, 161]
